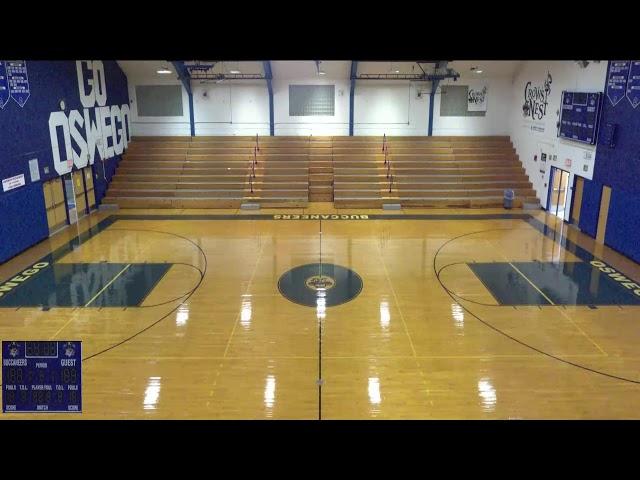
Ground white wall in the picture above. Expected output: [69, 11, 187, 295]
[432, 75, 512, 136]
[353, 82, 430, 136]
[127, 74, 191, 136]
[192, 82, 270, 135]
[120, 61, 537, 140]
[271, 61, 350, 136]
[508, 61, 607, 213]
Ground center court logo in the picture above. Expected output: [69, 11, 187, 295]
[305, 275, 336, 291]
[278, 263, 362, 307]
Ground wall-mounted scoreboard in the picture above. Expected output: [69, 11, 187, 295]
[2, 341, 82, 413]
[558, 91, 603, 145]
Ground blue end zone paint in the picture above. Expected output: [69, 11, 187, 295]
[0, 263, 171, 308]
[468, 263, 551, 305]
[468, 261, 640, 306]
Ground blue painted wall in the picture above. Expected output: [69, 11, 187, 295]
[578, 178, 602, 239]
[580, 60, 640, 262]
[0, 183, 48, 263]
[0, 60, 129, 263]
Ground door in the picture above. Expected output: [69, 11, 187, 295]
[63, 173, 78, 225]
[43, 177, 68, 233]
[569, 176, 584, 225]
[547, 167, 570, 220]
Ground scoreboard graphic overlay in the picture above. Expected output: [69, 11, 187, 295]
[558, 91, 603, 145]
[2, 341, 82, 413]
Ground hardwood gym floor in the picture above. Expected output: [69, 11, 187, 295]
[2, 204, 640, 419]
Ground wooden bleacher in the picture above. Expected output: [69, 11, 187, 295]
[102, 135, 539, 210]
[103, 136, 310, 209]
[333, 136, 539, 209]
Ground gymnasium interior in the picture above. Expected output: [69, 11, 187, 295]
[1, 59, 640, 420]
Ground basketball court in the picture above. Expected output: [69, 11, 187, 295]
[2, 58, 640, 420]
[2, 204, 640, 419]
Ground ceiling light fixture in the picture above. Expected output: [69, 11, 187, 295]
[157, 68, 172, 74]
[229, 69, 241, 74]
[476, 69, 483, 74]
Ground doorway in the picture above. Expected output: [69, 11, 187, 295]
[62, 173, 78, 225]
[547, 167, 570, 220]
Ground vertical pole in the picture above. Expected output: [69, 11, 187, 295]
[268, 86, 274, 136]
[172, 61, 195, 137]
[263, 61, 275, 136]
[349, 61, 358, 136]
[188, 90, 195, 137]
[428, 79, 439, 137]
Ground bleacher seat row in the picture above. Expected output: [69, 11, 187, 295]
[101, 136, 539, 209]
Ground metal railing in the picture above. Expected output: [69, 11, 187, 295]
[248, 151, 257, 193]
[383, 135, 394, 193]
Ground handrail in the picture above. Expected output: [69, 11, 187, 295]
[388, 174, 393, 193]
[254, 146, 258, 166]
[382, 133, 386, 152]
[248, 158, 255, 193]
[255, 133, 259, 152]
[384, 143, 391, 178]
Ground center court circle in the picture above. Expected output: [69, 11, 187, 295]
[278, 263, 363, 307]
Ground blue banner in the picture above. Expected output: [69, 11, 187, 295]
[626, 61, 640, 109]
[6, 60, 30, 107]
[607, 61, 630, 106]
[0, 61, 9, 108]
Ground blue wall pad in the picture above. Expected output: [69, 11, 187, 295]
[579, 179, 602, 238]
[604, 188, 640, 264]
[0, 183, 49, 263]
